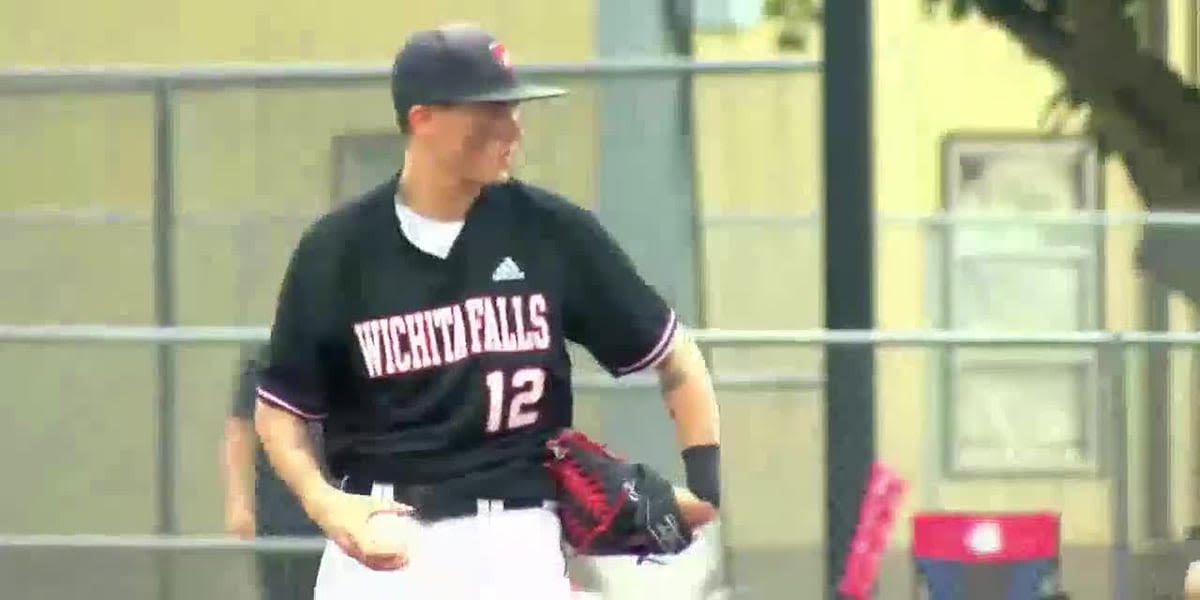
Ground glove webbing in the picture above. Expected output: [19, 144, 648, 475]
[550, 432, 628, 552]
[556, 461, 629, 551]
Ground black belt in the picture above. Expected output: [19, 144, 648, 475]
[340, 478, 547, 522]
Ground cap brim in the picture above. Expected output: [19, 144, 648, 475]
[453, 83, 568, 103]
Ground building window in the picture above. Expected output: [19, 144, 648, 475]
[939, 134, 1103, 476]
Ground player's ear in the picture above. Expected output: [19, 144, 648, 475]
[406, 104, 436, 136]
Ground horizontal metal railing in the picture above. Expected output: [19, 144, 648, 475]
[10, 208, 1200, 227]
[0, 58, 823, 93]
[4, 324, 1200, 346]
[0, 534, 326, 553]
[700, 210, 1200, 227]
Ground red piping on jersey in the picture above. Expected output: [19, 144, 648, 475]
[615, 310, 678, 376]
[256, 386, 327, 421]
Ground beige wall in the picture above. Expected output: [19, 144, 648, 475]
[0, 1, 597, 538]
[689, 23, 825, 552]
[872, 3, 1136, 548]
[1, 0, 594, 65]
[0, 0, 1188, 561]
[687, 3, 1169, 554]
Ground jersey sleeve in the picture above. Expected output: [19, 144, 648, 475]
[562, 208, 678, 377]
[230, 357, 257, 421]
[230, 343, 267, 420]
[255, 226, 342, 420]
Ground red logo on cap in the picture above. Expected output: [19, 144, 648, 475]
[489, 41, 514, 73]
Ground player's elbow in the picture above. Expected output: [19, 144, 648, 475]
[654, 328, 709, 392]
[254, 401, 304, 448]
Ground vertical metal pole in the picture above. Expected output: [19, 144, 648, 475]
[660, 4, 730, 589]
[1106, 337, 1130, 600]
[235, 219, 253, 326]
[152, 79, 179, 536]
[1144, 281, 1172, 540]
[1142, 2, 1173, 543]
[151, 80, 178, 600]
[664, 0, 708, 332]
[593, 0, 701, 481]
[1190, 0, 1200, 542]
[823, 1, 875, 597]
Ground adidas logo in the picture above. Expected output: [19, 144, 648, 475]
[491, 256, 525, 282]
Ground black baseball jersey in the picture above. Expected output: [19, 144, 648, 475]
[256, 175, 677, 501]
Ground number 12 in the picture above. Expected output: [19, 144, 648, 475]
[485, 367, 546, 433]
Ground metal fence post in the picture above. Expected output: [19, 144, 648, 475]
[823, 1, 875, 596]
[152, 77, 179, 537]
[1106, 335, 1131, 600]
[1144, 280, 1174, 541]
[151, 78, 179, 600]
[592, 0, 702, 485]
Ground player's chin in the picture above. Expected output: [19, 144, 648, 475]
[476, 167, 511, 185]
[489, 149, 516, 182]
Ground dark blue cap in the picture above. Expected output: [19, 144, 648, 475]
[390, 24, 567, 120]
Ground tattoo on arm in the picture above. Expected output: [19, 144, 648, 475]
[657, 328, 698, 395]
[658, 360, 688, 393]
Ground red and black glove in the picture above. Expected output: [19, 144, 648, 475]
[544, 429, 694, 560]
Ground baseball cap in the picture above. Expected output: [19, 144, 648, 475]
[390, 24, 567, 120]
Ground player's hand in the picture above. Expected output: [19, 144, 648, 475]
[224, 500, 255, 540]
[305, 488, 414, 571]
[673, 486, 718, 530]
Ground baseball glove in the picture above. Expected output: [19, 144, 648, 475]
[544, 429, 694, 560]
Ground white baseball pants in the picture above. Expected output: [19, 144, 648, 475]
[312, 483, 575, 600]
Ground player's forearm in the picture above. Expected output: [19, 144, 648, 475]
[221, 417, 256, 507]
[655, 328, 722, 507]
[656, 328, 720, 447]
[254, 402, 335, 512]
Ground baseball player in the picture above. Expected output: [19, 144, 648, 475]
[222, 343, 323, 599]
[253, 23, 722, 599]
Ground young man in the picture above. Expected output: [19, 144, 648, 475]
[254, 23, 722, 599]
[222, 343, 323, 599]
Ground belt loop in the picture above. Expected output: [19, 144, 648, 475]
[477, 499, 489, 516]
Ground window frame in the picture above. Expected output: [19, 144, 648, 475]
[936, 132, 1106, 479]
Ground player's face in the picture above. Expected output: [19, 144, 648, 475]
[428, 102, 523, 185]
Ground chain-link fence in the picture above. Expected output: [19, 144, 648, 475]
[6, 60, 1200, 599]
[0, 327, 1199, 599]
